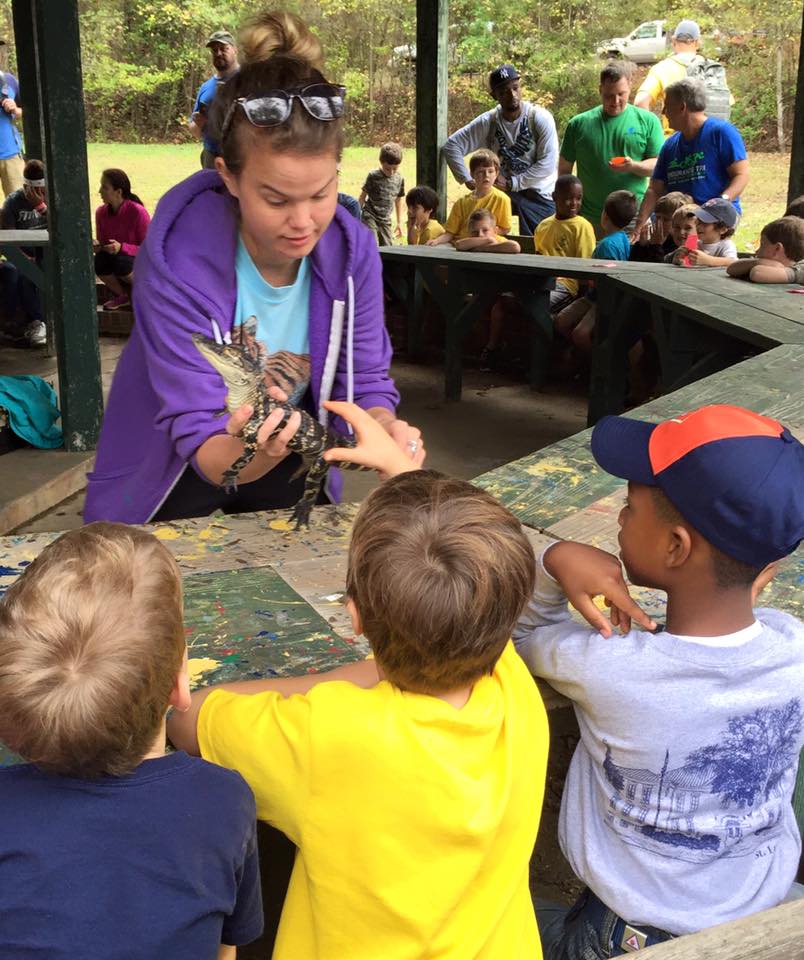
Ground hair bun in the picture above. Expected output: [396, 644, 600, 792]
[238, 10, 324, 70]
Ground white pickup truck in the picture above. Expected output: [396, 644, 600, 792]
[597, 21, 669, 63]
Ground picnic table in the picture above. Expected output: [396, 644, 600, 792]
[380, 246, 804, 427]
[0, 228, 48, 287]
[0, 346, 802, 957]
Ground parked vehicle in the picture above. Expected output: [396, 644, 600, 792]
[597, 21, 668, 64]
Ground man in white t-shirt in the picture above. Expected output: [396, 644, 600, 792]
[442, 64, 559, 235]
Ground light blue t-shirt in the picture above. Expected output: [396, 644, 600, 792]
[0, 73, 22, 160]
[233, 237, 312, 405]
[653, 117, 746, 213]
[592, 230, 631, 262]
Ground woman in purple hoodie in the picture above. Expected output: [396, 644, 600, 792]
[85, 53, 423, 524]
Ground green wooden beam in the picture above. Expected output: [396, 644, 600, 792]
[788, 3, 804, 202]
[34, 0, 102, 451]
[11, 0, 42, 160]
[415, 0, 448, 222]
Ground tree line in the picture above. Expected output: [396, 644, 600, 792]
[0, 0, 799, 150]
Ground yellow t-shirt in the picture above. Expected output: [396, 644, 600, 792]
[636, 53, 696, 136]
[445, 187, 513, 240]
[535, 214, 596, 296]
[411, 219, 445, 245]
[198, 642, 548, 960]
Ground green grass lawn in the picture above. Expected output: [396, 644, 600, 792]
[87, 144, 791, 252]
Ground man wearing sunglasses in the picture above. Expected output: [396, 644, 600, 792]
[189, 30, 240, 169]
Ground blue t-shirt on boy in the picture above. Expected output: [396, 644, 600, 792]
[653, 117, 747, 213]
[234, 236, 312, 406]
[592, 230, 631, 262]
[0, 72, 22, 160]
[0, 751, 263, 958]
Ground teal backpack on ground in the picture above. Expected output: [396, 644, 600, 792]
[686, 55, 731, 121]
[0, 375, 63, 449]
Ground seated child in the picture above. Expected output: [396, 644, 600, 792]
[513, 404, 804, 958]
[428, 148, 512, 245]
[534, 174, 596, 313]
[629, 191, 692, 263]
[405, 184, 444, 245]
[168, 414, 550, 960]
[785, 195, 804, 219]
[669, 197, 738, 267]
[359, 141, 405, 246]
[554, 189, 637, 354]
[0, 523, 263, 959]
[727, 216, 804, 285]
[662, 203, 697, 262]
[455, 207, 521, 253]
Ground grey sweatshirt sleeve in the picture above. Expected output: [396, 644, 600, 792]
[512, 547, 600, 692]
[441, 110, 494, 184]
[510, 105, 559, 194]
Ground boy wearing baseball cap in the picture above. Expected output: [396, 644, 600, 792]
[672, 196, 738, 267]
[514, 404, 804, 958]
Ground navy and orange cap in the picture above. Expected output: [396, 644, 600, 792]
[591, 405, 804, 567]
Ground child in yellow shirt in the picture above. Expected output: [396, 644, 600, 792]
[405, 184, 445, 245]
[429, 148, 512, 244]
[455, 207, 521, 253]
[168, 419, 550, 960]
[535, 174, 596, 312]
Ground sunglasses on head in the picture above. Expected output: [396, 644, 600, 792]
[221, 83, 347, 141]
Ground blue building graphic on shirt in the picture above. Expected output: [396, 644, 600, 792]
[601, 699, 801, 862]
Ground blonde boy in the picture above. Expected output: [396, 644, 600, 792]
[727, 216, 804, 284]
[455, 207, 521, 253]
[0, 523, 262, 959]
[360, 141, 405, 246]
[429, 148, 513, 244]
[169, 421, 549, 960]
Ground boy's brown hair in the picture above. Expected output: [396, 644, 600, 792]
[469, 148, 500, 174]
[0, 523, 185, 778]
[761, 216, 804, 262]
[784, 195, 804, 219]
[603, 189, 637, 229]
[655, 191, 693, 217]
[346, 470, 535, 693]
[379, 141, 403, 165]
[468, 207, 496, 227]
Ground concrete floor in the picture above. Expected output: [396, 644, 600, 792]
[4, 336, 587, 533]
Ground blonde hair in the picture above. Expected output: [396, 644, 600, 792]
[346, 470, 536, 693]
[672, 203, 698, 225]
[0, 523, 185, 777]
[238, 9, 324, 69]
[469, 148, 500, 174]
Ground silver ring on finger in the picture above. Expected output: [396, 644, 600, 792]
[407, 439, 419, 455]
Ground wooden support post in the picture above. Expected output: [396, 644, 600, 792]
[11, 0, 42, 160]
[415, 0, 448, 222]
[788, 3, 804, 202]
[35, 0, 102, 451]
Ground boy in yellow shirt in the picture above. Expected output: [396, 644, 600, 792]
[168, 417, 550, 960]
[429, 148, 512, 244]
[455, 207, 521, 253]
[405, 184, 445, 245]
[535, 173, 596, 312]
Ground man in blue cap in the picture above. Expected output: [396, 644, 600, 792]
[189, 30, 240, 169]
[442, 64, 559, 234]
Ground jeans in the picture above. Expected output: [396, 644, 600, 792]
[511, 189, 556, 235]
[536, 889, 674, 960]
[0, 260, 41, 329]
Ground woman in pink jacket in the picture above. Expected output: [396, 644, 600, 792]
[94, 168, 151, 310]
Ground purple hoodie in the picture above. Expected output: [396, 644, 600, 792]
[84, 170, 399, 524]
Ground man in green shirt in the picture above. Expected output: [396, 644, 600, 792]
[559, 60, 664, 233]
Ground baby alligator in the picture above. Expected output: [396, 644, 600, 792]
[193, 332, 362, 528]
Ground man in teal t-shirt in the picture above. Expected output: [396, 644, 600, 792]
[559, 60, 663, 230]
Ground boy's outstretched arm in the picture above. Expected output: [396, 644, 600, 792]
[167, 658, 380, 756]
[542, 542, 656, 636]
[323, 400, 423, 477]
